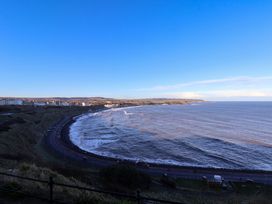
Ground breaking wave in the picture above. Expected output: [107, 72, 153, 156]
[70, 102, 272, 170]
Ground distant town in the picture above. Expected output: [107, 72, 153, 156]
[0, 97, 203, 107]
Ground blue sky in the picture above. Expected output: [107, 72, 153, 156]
[1, 0, 272, 100]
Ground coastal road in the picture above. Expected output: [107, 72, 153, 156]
[44, 116, 272, 186]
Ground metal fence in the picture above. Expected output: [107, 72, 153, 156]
[0, 171, 185, 204]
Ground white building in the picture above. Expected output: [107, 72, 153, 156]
[34, 102, 46, 106]
[0, 100, 6, 105]
[61, 102, 70, 106]
[0, 99, 23, 105]
[104, 104, 119, 108]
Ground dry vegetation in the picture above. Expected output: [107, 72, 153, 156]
[0, 105, 89, 165]
[0, 105, 272, 204]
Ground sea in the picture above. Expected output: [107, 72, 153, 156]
[70, 102, 272, 170]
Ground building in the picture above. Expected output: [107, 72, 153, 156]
[0, 99, 6, 105]
[104, 104, 119, 108]
[34, 102, 46, 106]
[0, 99, 23, 105]
[61, 102, 70, 106]
[23, 101, 34, 106]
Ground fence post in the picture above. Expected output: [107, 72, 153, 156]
[49, 176, 54, 203]
[136, 190, 141, 204]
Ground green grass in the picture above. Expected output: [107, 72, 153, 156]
[73, 192, 134, 204]
[231, 181, 272, 195]
[175, 178, 207, 190]
[0, 105, 89, 166]
[0, 163, 135, 204]
[0, 181, 24, 200]
[0, 115, 11, 123]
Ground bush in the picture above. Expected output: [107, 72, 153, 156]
[74, 193, 134, 204]
[160, 174, 176, 188]
[0, 181, 24, 199]
[19, 163, 31, 172]
[74, 193, 103, 204]
[99, 165, 151, 190]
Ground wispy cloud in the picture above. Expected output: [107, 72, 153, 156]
[136, 76, 272, 100]
[168, 92, 204, 99]
[168, 90, 272, 100]
[138, 76, 272, 91]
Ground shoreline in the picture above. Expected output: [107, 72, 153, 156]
[64, 107, 272, 173]
[44, 105, 272, 185]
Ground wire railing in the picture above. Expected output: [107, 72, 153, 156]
[0, 171, 185, 204]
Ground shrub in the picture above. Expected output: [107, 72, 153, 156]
[19, 163, 31, 172]
[0, 181, 24, 199]
[99, 165, 151, 190]
[74, 193, 102, 204]
[74, 193, 134, 204]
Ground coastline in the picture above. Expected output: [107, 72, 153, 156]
[44, 105, 272, 185]
[63, 114, 272, 172]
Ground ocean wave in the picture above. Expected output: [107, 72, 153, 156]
[69, 102, 272, 170]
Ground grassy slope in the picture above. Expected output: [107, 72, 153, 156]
[0, 106, 131, 203]
[0, 105, 272, 204]
[0, 106, 89, 165]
